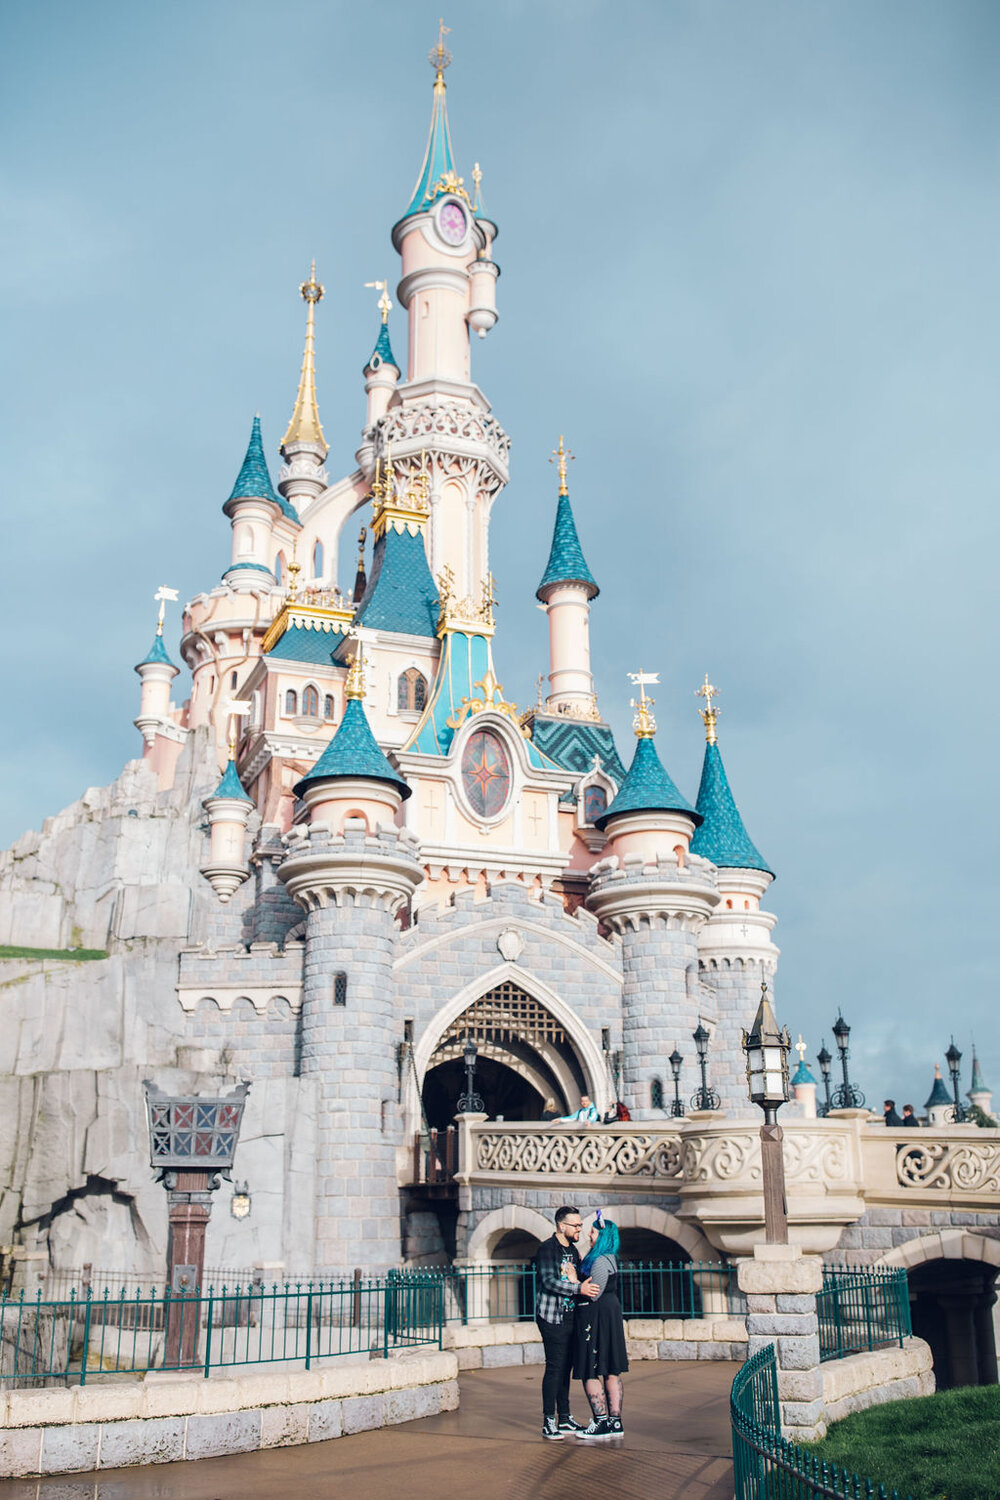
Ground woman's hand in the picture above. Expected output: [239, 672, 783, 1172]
[563, 1263, 579, 1283]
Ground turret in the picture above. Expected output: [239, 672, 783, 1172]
[363, 281, 401, 432]
[278, 265, 329, 515]
[689, 679, 779, 1116]
[925, 1064, 953, 1127]
[592, 675, 700, 861]
[791, 1038, 818, 1119]
[536, 437, 600, 720]
[968, 1048, 993, 1116]
[222, 415, 281, 587]
[200, 755, 254, 903]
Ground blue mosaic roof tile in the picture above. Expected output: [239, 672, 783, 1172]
[135, 633, 176, 671]
[530, 716, 626, 785]
[792, 1059, 817, 1086]
[212, 758, 252, 802]
[294, 697, 410, 800]
[353, 526, 439, 638]
[367, 323, 399, 372]
[227, 415, 298, 521]
[689, 742, 772, 875]
[925, 1070, 952, 1109]
[265, 623, 346, 664]
[595, 734, 698, 830]
[537, 495, 598, 598]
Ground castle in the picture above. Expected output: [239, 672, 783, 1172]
[0, 36, 837, 1281]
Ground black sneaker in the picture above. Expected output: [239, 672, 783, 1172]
[607, 1416, 624, 1435]
[558, 1416, 586, 1434]
[542, 1416, 564, 1441]
[576, 1417, 614, 1441]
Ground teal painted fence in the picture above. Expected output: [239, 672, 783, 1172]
[818, 1267, 911, 1362]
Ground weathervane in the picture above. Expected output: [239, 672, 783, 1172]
[795, 1035, 808, 1068]
[549, 435, 574, 496]
[627, 669, 659, 737]
[695, 674, 719, 743]
[364, 279, 392, 324]
[154, 585, 178, 636]
[430, 18, 452, 79]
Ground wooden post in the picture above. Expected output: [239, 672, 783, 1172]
[164, 1168, 214, 1368]
[760, 1121, 789, 1244]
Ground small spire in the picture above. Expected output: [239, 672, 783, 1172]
[471, 161, 485, 216]
[628, 669, 660, 739]
[696, 675, 719, 744]
[365, 279, 393, 324]
[403, 23, 469, 218]
[550, 435, 573, 497]
[430, 17, 452, 84]
[154, 585, 178, 638]
[287, 539, 301, 603]
[353, 525, 368, 604]
[228, 415, 279, 505]
[536, 441, 598, 601]
[281, 263, 328, 455]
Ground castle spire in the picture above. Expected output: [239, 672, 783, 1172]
[689, 680, 772, 874]
[402, 22, 468, 218]
[594, 675, 698, 831]
[281, 264, 328, 455]
[537, 438, 599, 599]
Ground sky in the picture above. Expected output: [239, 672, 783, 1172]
[1, 0, 998, 1111]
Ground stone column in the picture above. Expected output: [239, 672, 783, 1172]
[280, 824, 423, 1275]
[587, 853, 718, 1120]
[738, 1242, 826, 1443]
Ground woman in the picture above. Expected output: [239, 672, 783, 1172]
[572, 1212, 628, 1438]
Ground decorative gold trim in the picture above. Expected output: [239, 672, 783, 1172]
[549, 435, 574, 497]
[281, 262, 328, 454]
[695, 674, 719, 744]
[435, 565, 496, 637]
[260, 592, 354, 655]
[445, 669, 530, 738]
[627, 669, 659, 738]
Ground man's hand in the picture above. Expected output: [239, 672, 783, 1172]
[580, 1278, 599, 1299]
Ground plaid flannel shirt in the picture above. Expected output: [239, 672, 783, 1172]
[534, 1234, 581, 1325]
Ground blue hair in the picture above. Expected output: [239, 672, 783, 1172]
[581, 1218, 619, 1275]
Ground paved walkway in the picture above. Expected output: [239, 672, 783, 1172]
[0, 1362, 737, 1500]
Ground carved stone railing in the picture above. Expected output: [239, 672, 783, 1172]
[474, 1127, 682, 1182]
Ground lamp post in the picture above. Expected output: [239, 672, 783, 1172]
[945, 1039, 968, 1124]
[669, 1049, 685, 1118]
[456, 1036, 484, 1114]
[830, 1013, 865, 1109]
[143, 1080, 250, 1367]
[816, 1043, 832, 1117]
[742, 980, 791, 1244]
[690, 1024, 721, 1111]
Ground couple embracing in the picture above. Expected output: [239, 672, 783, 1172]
[533, 1204, 628, 1442]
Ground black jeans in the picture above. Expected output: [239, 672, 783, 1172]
[537, 1315, 575, 1418]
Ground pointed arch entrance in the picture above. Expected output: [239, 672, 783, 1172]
[416, 966, 604, 1129]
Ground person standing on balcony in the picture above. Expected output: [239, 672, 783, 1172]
[883, 1099, 903, 1126]
[535, 1205, 598, 1441]
[573, 1212, 629, 1440]
[557, 1094, 600, 1124]
[901, 1103, 921, 1127]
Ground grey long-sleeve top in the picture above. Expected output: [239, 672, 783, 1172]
[585, 1253, 617, 1299]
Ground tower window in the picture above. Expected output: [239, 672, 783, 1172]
[584, 785, 607, 823]
[333, 973, 347, 1006]
[650, 1078, 664, 1110]
[284, 689, 297, 716]
[323, 695, 335, 720]
[302, 684, 319, 718]
[230, 671, 238, 690]
[312, 539, 324, 578]
[397, 668, 428, 713]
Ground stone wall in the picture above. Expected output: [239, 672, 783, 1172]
[821, 1339, 935, 1425]
[830, 1207, 1000, 1265]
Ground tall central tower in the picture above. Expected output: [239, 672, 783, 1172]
[380, 31, 507, 600]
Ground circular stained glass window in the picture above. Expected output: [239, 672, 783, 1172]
[461, 729, 512, 819]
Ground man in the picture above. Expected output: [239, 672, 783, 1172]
[558, 1095, 601, 1125]
[883, 1099, 902, 1127]
[534, 1205, 598, 1441]
[901, 1103, 920, 1127]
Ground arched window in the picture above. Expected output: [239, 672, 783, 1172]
[312, 539, 324, 578]
[584, 785, 607, 824]
[397, 668, 428, 713]
[230, 671, 238, 690]
[284, 689, 297, 716]
[275, 552, 285, 585]
[650, 1078, 664, 1110]
[323, 695, 335, 720]
[302, 684, 319, 718]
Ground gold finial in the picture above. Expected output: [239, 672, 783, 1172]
[429, 18, 452, 83]
[281, 263, 328, 454]
[345, 648, 366, 701]
[287, 539, 301, 603]
[627, 669, 660, 738]
[154, 584, 178, 636]
[365, 279, 392, 324]
[695, 674, 719, 744]
[795, 1035, 808, 1067]
[549, 435, 574, 497]
[224, 697, 252, 761]
[357, 525, 367, 565]
[535, 673, 545, 711]
[471, 161, 483, 212]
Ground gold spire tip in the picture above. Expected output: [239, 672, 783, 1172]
[695, 674, 719, 744]
[345, 648, 367, 701]
[429, 18, 452, 82]
[282, 265, 327, 451]
[549, 435, 574, 496]
[627, 669, 659, 738]
[365, 279, 392, 323]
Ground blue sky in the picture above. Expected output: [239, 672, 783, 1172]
[2, 0, 998, 1110]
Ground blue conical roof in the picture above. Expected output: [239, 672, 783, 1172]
[403, 77, 460, 219]
[594, 734, 698, 831]
[970, 1050, 987, 1093]
[367, 322, 399, 373]
[353, 525, 439, 638]
[293, 697, 411, 801]
[537, 494, 599, 599]
[228, 416, 279, 505]
[211, 758, 252, 803]
[792, 1059, 817, 1086]
[925, 1067, 952, 1110]
[135, 632, 176, 671]
[689, 742, 772, 875]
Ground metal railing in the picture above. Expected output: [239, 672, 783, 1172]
[436, 1260, 742, 1324]
[817, 1267, 911, 1363]
[732, 1343, 911, 1499]
[0, 1271, 444, 1388]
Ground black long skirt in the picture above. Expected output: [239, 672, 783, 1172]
[573, 1291, 629, 1379]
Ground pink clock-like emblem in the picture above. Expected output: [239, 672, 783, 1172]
[439, 201, 468, 245]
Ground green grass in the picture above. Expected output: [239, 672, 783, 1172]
[807, 1386, 1000, 1500]
[0, 944, 108, 961]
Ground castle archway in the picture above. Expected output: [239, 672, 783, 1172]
[878, 1233, 1000, 1388]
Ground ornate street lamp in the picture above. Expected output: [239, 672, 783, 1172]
[143, 1079, 250, 1366]
[944, 1039, 968, 1124]
[669, 1049, 685, 1118]
[816, 1042, 833, 1117]
[691, 1024, 721, 1111]
[742, 981, 791, 1244]
[830, 1013, 865, 1109]
[456, 1036, 485, 1114]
